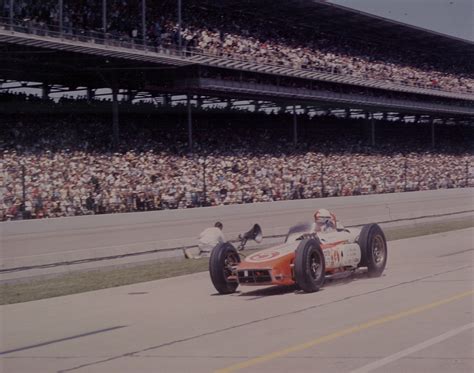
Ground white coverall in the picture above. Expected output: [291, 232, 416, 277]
[184, 227, 226, 259]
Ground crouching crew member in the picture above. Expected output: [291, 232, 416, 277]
[184, 222, 226, 259]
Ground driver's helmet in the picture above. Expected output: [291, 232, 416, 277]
[314, 208, 336, 232]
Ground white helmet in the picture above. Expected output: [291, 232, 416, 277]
[314, 208, 331, 220]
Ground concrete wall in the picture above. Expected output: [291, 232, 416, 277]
[1, 188, 473, 271]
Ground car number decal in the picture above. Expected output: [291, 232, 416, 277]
[247, 251, 281, 262]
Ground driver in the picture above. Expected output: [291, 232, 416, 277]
[313, 208, 336, 233]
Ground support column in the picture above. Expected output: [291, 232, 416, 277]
[187, 94, 193, 152]
[431, 118, 435, 148]
[226, 98, 232, 109]
[42, 83, 50, 100]
[126, 89, 134, 102]
[345, 108, 351, 119]
[112, 85, 120, 149]
[293, 105, 298, 146]
[371, 114, 375, 146]
[177, 0, 182, 52]
[58, 0, 63, 36]
[102, 0, 107, 34]
[86, 87, 94, 102]
[141, 0, 146, 45]
[196, 95, 203, 109]
[9, 0, 14, 25]
[163, 94, 171, 107]
[253, 100, 261, 112]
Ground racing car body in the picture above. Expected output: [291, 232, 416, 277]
[209, 222, 387, 294]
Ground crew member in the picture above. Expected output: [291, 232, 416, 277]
[184, 222, 226, 259]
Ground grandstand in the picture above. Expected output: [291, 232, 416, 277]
[0, 0, 473, 220]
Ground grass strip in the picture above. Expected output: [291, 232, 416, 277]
[1, 218, 472, 305]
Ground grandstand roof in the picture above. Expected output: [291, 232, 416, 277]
[206, 0, 473, 57]
[0, 0, 472, 120]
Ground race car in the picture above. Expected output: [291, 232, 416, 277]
[209, 221, 387, 294]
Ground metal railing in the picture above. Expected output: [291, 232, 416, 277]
[1, 17, 473, 101]
[198, 79, 474, 115]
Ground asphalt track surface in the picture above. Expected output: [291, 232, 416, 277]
[1, 228, 473, 373]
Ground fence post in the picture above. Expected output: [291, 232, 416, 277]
[202, 160, 207, 206]
[21, 164, 26, 217]
[320, 160, 325, 198]
[466, 160, 469, 187]
[404, 158, 408, 192]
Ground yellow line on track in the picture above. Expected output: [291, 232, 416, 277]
[215, 289, 474, 373]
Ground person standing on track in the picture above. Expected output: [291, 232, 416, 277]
[184, 222, 226, 259]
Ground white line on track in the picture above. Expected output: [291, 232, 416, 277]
[350, 322, 474, 373]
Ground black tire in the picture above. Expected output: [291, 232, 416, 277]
[209, 242, 241, 294]
[358, 223, 387, 277]
[294, 239, 325, 293]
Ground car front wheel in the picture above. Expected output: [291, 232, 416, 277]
[294, 238, 325, 293]
[209, 242, 240, 294]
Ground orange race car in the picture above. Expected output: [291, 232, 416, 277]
[209, 219, 387, 294]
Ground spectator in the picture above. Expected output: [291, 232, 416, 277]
[7, 1, 473, 93]
[0, 103, 472, 221]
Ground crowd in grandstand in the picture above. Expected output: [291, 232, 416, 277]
[1, 109, 472, 221]
[4, 1, 473, 94]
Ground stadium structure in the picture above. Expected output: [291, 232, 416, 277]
[1, 0, 473, 150]
[2, 4, 474, 371]
[1, 0, 474, 221]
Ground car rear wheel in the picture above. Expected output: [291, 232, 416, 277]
[358, 223, 387, 277]
[209, 242, 241, 294]
[294, 239, 325, 293]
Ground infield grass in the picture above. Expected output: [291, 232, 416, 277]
[1, 218, 472, 305]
